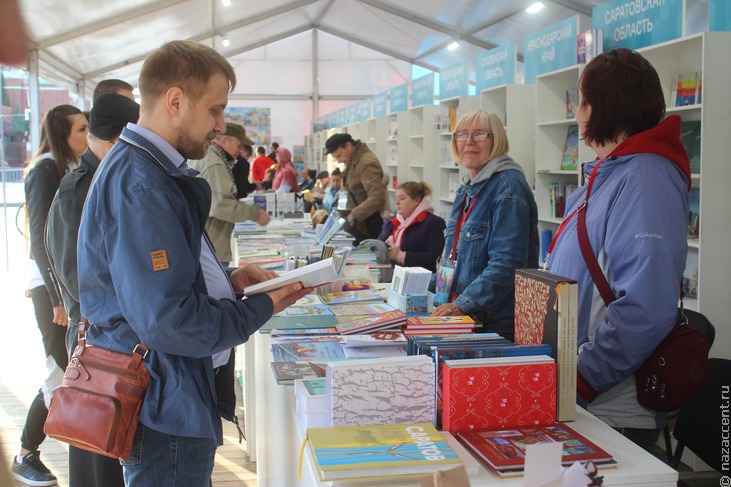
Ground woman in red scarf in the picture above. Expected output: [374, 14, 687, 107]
[378, 181, 446, 272]
[272, 147, 300, 192]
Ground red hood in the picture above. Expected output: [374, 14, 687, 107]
[608, 115, 691, 188]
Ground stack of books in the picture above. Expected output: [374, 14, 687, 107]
[319, 289, 385, 305]
[305, 422, 464, 483]
[402, 315, 475, 335]
[457, 423, 614, 478]
[391, 265, 432, 295]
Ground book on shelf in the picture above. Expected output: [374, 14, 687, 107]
[270, 361, 326, 385]
[456, 423, 613, 477]
[305, 422, 463, 482]
[514, 268, 578, 422]
[243, 257, 337, 296]
[671, 71, 702, 106]
[335, 309, 407, 335]
[441, 355, 556, 434]
[325, 355, 436, 427]
[565, 89, 579, 119]
[576, 28, 603, 64]
[679, 120, 701, 173]
[548, 181, 565, 219]
[688, 187, 700, 239]
[561, 124, 579, 171]
[407, 332, 506, 356]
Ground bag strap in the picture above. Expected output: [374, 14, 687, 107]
[77, 320, 150, 370]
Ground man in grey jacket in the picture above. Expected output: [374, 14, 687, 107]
[188, 122, 269, 265]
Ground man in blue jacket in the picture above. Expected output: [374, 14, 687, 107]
[76, 40, 309, 486]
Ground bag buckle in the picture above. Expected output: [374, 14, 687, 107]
[133, 344, 149, 360]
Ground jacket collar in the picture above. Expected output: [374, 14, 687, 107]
[79, 148, 101, 173]
[119, 126, 189, 177]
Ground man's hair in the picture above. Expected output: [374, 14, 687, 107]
[257, 146, 266, 155]
[270, 142, 279, 149]
[242, 144, 253, 156]
[93, 79, 134, 100]
[331, 168, 342, 177]
[580, 48, 665, 146]
[138, 40, 236, 105]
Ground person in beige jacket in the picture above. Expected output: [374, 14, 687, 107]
[324, 133, 387, 244]
[189, 123, 269, 265]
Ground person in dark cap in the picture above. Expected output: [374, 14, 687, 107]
[324, 132, 387, 244]
[45, 91, 139, 487]
[188, 122, 269, 265]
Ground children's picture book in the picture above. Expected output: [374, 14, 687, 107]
[274, 304, 333, 317]
[270, 339, 346, 362]
[306, 422, 463, 482]
[456, 423, 613, 474]
[514, 269, 578, 422]
[328, 303, 396, 316]
[442, 356, 557, 434]
[326, 355, 436, 427]
[318, 289, 385, 305]
[679, 120, 701, 174]
[268, 327, 338, 335]
[341, 332, 407, 347]
[561, 124, 579, 170]
[270, 361, 326, 385]
[335, 310, 407, 335]
[688, 187, 700, 239]
[671, 71, 701, 106]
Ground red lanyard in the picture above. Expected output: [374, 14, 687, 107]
[449, 186, 484, 260]
[545, 160, 604, 266]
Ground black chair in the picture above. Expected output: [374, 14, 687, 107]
[662, 308, 715, 463]
[670, 358, 731, 472]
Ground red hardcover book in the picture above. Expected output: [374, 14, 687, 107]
[441, 356, 556, 435]
[514, 269, 577, 422]
[456, 423, 613, 473]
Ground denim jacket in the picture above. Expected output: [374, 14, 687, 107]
[442, 155, 538, 334]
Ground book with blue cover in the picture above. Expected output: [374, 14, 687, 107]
[271, 339, 347, 362]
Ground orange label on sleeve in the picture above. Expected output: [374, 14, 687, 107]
[151, 250, 169, 271]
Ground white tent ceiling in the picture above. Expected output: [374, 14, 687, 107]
[19, 0, 710, 103]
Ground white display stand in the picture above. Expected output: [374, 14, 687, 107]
[252, 331, 678, 487]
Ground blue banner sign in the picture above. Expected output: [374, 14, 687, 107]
[475, 44, 516, 92]
[593, 0, 683, 50]
[440, 61, 469, 99]
[348, 103, 359, 125]
[411, 73, 435, 107]
[710, 0, 731, 31]
[359, 99, 372, 121]
[389, 83, 409, 113]
[373, 91, 387, 118]
[328, 112, 337, 129]
[524, 16, 578, 83]
[338, 108, 347, 127]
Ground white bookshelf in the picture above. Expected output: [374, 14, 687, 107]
[435, 96, 479, 219]
[407, 104, 439, 194]
[384, 111, 408, 209]
[533, 32, 731, 360]
[481, 84, 536, 189]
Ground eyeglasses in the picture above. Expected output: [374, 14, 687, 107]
[453, 131, 494, 142]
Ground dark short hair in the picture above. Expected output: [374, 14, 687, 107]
[330, 168, 342, 177]
[93, 79, 134, 100]
[398, 181, 431, 201]
[139, 40, 236, 106]
[257, 146, 266, 154]
[271, 142, 279, 149]
[580, 48, 665, 146]
[307, 169, 317, 179]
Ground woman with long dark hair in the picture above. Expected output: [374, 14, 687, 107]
[11, 104, 87, 486]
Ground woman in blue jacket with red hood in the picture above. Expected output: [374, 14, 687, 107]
[546, 48, 690, 451]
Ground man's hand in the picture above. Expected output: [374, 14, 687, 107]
[267, 283, 313, 315]
[256, 209, 270, 226]
[230, 264, 278, 293]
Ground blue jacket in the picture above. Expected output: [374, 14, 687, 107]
[441, 155, 538, 333]
[77, 127, 274, 443]
[547, 116, 690, 429]
[378, 211, 446, 272]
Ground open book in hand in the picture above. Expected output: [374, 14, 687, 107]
[243, 258, 337, 296]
